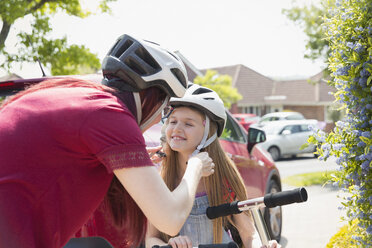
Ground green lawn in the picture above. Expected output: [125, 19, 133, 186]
[282, 171, 338, 187]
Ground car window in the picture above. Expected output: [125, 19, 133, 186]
[300, 124, 312, 132]
[221, 114, 246, 143]
[282, 125, 301, 134]
[286, 114, 304, 120]
[260, 117, 271, 122]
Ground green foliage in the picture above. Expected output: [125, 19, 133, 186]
[0, 0, 115, 75]
[307, 0, 372, 246]
[282, 171, 337, 187]
[283, 0, 334, 61]
[193, 70, 242, 109]
[326, 219, 362, 248]
[220, 128, 232, 140]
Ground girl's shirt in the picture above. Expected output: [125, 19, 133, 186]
[0, 86, 153, 248]
[179, 194, 233, 246]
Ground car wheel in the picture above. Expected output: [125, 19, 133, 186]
[264, 180, 282, 242]
[268, 147, 280, 161]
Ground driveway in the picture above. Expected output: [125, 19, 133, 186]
[275, 155, 348, 248]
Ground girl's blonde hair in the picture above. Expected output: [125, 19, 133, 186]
[159, 107, 250, 244]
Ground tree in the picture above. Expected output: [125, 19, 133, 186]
[307, 0, 372, 246]
[282, 0, 335, 61]
[193, 70, 242, 109]
[0, 0, 116, 75]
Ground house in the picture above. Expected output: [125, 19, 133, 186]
[175, 50, 336, 122]
[269, 71, 336, 121]
[201, 64, 276, 117]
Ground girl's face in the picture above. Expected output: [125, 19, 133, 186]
[166, 107, 205, 155]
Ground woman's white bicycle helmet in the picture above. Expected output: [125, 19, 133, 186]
[101, 34, 188, 130]
[169, 83, 227, 156]
[102, 34, 188, 98]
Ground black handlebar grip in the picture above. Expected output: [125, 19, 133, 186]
[152, 245, 172, 248]
[153, 242, 238, 248]
[206, 201, 241, 219]
[264, 187, 308, 208]
[199, 242, 238, 248]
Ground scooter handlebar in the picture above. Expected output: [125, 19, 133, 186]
[153, 242, 238, 248]
[206, 201, 241, 220]
[264, 187, 308, 208]
[206, 187, 308, 219]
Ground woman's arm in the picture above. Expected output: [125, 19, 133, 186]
[145, 222, 167, 248]
[114, 152, 214, 236]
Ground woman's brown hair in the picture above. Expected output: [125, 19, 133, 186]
[2, 77, 167, 247]
[159, 107, 250, 244]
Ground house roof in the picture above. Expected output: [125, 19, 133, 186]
[173, 53, 335, 106]
[201, 64, 275, 105]
[271, 71, 335, 105]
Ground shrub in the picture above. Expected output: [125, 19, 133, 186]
[327, 219, 362, 248]
[308, 0, 372, 246]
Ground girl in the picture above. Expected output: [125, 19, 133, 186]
[146, 84, 280, 248]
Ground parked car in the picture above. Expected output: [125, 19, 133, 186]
[256, 111, 305, 127]
[257, 119, 319, 161]
[0, 74, 283, 241]
[232, 113, 261, 131]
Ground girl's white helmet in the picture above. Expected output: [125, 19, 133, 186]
[102, 34, 187, 98]
[169, 83, 227, 137]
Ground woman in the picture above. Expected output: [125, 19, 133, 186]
[0, 34, 214, 248]
[146, 84, 280, 248]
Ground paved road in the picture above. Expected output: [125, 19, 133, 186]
[275, 154, 339, 178]
[274, 154, 348, 248]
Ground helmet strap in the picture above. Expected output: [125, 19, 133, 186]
[134, 92, 142, 125]
[191, 115, 217, 157]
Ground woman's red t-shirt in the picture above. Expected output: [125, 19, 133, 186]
[0, 86, 153, 248]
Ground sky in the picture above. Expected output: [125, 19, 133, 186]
[1, 0, 326, 80]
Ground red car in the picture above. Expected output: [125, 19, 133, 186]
[0, 74, 282, 241]
[232, 113, 261, 131]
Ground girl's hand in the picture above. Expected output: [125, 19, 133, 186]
[261, 240, 281, 248]
[146, 146, 164, 164]
[168, 235, 192, 248]
[188, 152, 215, 177]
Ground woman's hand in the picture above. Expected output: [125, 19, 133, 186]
[168, 235, 193, 248]
[187, 152, 215, 177]
[261, 240, 281, 248]
[147, 146, 165, 164]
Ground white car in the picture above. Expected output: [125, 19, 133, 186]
[256, 112, 305, 127]
[257, 119, 318, 161]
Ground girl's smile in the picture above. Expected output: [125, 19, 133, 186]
[166, 107, 205, 155]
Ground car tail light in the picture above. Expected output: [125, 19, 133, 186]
[0, 81, 16, 89]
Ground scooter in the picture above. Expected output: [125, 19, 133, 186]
[64, 188, 307, 248]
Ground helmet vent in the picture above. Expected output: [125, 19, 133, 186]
[171, 68, 187, 87]
[135, 47, 160, 70]
[115, 39, 133, 57]
[203, 97, 215, 100]
[125, 57, 147, 75]
[193, 88, 213, 95]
